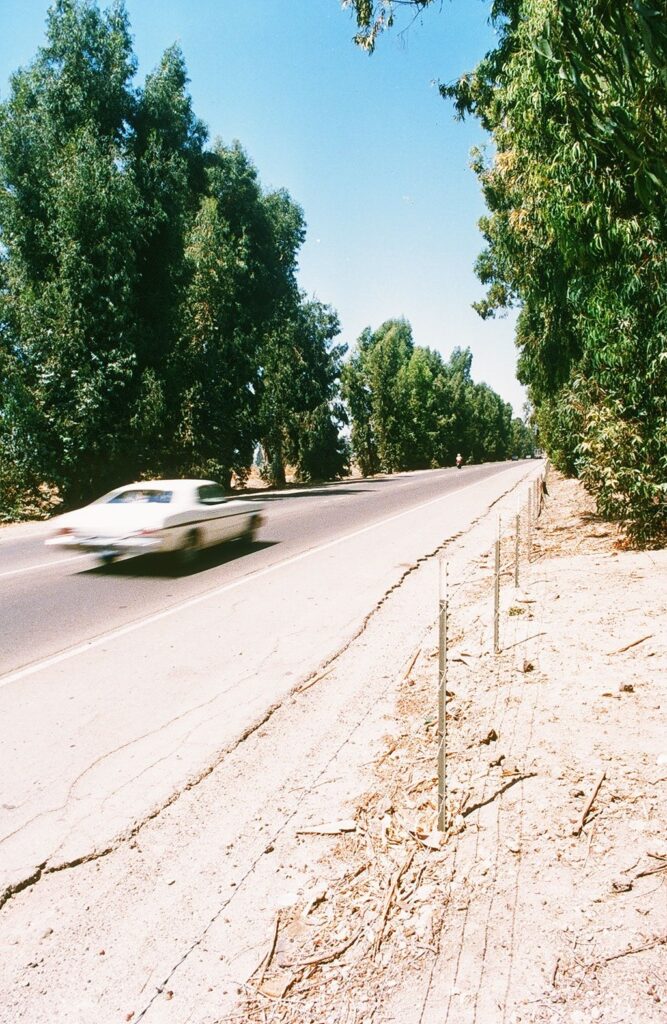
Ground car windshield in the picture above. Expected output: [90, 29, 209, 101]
[108, 489, 173, 504]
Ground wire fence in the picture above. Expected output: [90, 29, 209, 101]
[436, 463, 550, 830]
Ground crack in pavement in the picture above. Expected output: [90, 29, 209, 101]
[0, 647, 280, 860]
[133, 665, 385, 1023]
[0, 470, 534, 913]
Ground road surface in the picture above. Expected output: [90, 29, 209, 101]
[0, 463, 533, 899]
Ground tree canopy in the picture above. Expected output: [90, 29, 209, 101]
[0, 0, 348, 514]
[343, 0, 667, 544]
[342, 319, 521, 474]
[1, 0, 537, 519]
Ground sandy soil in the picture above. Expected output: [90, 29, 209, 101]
[237, 472, 667, 1024]
[2, 469, 665, 1024]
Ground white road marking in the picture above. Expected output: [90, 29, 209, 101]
[0, 472, 518, 689]
[0, 554, 89, 580]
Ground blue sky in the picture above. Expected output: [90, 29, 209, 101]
[0, 0, 525, 415]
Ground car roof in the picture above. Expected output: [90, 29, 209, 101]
[114, 479, 218, 491]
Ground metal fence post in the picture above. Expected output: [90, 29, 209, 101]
[514, 507, 520, 588]
[527, 487, 533, 561]
[437, 559, 448, 832]
[493, 517, 501, 654]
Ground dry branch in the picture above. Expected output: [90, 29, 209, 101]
[373, 850, 416, 959]
[574, 771, 605, 836]
[297, 667, 334, 693]
[250, 912, 281, 987]
[635, 862, 667, 880]
[462, 773, 537, 818]
[296, 820, 356, 836]
[500, 632, 547, 653]
[607, 634, 653, 656]
[402, 646, 422, 680]
[594, 935, 666, 966]
[279, 927, 363, 970]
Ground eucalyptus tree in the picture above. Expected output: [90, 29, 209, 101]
[173, 142, 314, 484]
[341, 328, 379, 476]
[510, 415, 537, 459]
[0, 0, 348, 515]
[259, 299, 349, 485]
[447, 0, 667, 542]
[342, 319, 415, 473]
[0, 0, 140, 504]
[129, 43, 207, 473]
[395, 346, 451, 469]
[341, 0, 667, 543]
[343, 322, 513, 472]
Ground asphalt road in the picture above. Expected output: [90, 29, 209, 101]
[0, 461, 536, 896]
[1, 463, 518, 679]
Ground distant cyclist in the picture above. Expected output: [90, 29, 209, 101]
[455, 453, 463, 469]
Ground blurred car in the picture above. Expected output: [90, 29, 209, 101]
[45, 479, 265, 567]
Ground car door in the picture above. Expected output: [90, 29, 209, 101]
[196, 484, 236, 544]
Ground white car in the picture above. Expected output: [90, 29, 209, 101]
[45, 479, 266, 567]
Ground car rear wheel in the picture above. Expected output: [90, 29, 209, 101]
[243, 514, 260, 544]
[176, 529, 200, 571]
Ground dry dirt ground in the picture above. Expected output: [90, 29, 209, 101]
[237, 472, 667, 1024]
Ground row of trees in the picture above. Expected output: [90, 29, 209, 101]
[346, 0, 667, 544]
[0, 1, 530, 519]
[0, 0, 348, 514]
[342, 319, 533, 475]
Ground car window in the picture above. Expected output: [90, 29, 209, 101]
[108, 489, 173, 504]
[197, 484, 227, 505]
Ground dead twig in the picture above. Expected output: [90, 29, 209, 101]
[296, 820, 356, 836]
[574, 771, 605, 837]
[551, 956, 560, 987]
[462, 773, 537, 818]
[402, 645, 422, 680]
[593, 935, 666, 966]
[636, 862, 667, 880]
[279, 926, 363, 969]
[250, 912, 281, 987]
[367, 737, 402, 768]
[297, 667, 333, 693]
[499, 632, 547, 653]
[607, 634, 653, 656]
[373, 850, 416, 958]
[583, 820, 596, 868]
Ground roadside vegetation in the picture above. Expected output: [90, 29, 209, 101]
[346, 0, 667, 545]
[0, 0, 348, 513]
[0, 0, 531, 521]
[342, 320, 534, 475]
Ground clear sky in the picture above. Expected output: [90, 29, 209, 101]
[0, 0, 526, 415]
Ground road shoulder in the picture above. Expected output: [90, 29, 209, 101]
[237, 473, 667, 1024]
[5, 471, 664, 1024]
